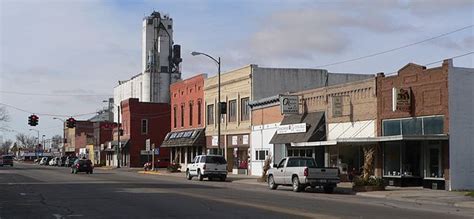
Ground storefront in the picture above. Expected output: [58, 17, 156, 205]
[161, 128, 206, 168]
[269, 111, 326, 166]
[226, 134, 250, 174]
[380, 116, 448, 190]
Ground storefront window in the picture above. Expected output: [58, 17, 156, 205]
[425, 141, 443, 178]
[402, 141, 421, 177]
[384, 142, 401, 176]
[383, 120, 401, 136]
[402, 118, 422, 135]
[287, 148, 313, 158]
[423, 116, 444, 134]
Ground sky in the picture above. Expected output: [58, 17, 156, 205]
[0, 0, 473, 143]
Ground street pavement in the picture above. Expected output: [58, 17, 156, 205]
[1, 163, 473, 219]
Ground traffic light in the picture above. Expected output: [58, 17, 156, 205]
[28, 114, 39, 126]
[66, 117, 76, 128]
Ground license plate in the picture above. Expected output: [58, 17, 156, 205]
[319, 179, 327, 183]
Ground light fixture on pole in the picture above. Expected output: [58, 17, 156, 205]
[53, 117, 66, 155]
[191, 51, 222, 156]
[104, 99, 121, 168]
[29, 128, 40, 159]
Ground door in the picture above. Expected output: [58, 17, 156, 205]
[273, 158, 287, 184]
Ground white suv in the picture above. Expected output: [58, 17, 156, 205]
[186, 155, 227, 181]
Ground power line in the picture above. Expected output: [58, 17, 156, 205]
[315, 24, 473, 68]
[0, 102, 99, 118]
[0, 91, 112, 97]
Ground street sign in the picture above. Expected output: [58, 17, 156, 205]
[145, 139, 151, 151]
[154, 148, 160, 155]
[140, 150, 152, 155]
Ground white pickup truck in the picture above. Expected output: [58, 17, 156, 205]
[267, 157, 340, 193]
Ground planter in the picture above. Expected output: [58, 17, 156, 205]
[352, 185, 385, 192]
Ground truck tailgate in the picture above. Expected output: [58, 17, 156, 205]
[308, 168, 339, 179]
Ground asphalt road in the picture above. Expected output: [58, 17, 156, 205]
[1, 163, 473, 219]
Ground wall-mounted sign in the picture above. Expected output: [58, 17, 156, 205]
[332, 96, 343, 117]
[232, 136, 238, 145]
[243, 135, 249, 145]
[277, 123, 307, 134]
[392, 87, 411, 112]
[280, 95, 299, 114]
[212, 136, 218, 146]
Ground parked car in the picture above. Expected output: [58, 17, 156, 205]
[65, 157, 77, 167]
[186, 155, 227, 181]
[39, 157, 51, 165]
[71, 159, 93, 174]
[49, 157, 60, 166]
[267, 157, 340, 193]
[0, 155, 14, 167]
[59, 156, 67, 166]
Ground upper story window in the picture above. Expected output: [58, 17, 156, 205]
[207, 104, 214, 125]
[141, 119, 148, 134]
[240, 97, 250, 121]
[189, 102, 193, 126]
[228, 100, 237, 122]
[181, 104, 185, 127]
[197, 100, 202, 125]
[173, 105, 177, 128]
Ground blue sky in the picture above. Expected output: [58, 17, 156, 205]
[0, 0, 473, 142]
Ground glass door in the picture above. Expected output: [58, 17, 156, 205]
[425, 141, 443, 178]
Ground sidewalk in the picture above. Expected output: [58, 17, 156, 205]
[137, 169, 474, 209]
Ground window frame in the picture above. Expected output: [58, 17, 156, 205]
[254, 149, 269, 161]
[240, 97, 250, 121]
[189, 101, 193, 126]
[141, 119, 148, 134]
[228, 99, 237, 122]
[207, 104, 214, 125]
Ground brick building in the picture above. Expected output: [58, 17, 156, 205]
[64, 121, 94, 155]
[249, 77, 377, 177]
[376, 59, 474, 190]
[161, 74, 207, 168]
[118, 98, 170, 167]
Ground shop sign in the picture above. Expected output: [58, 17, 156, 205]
[277, 123, 307, 134]
[332, 96, 343, 117]
[212, 136, 218, 146]
[280, 95, 299, 114]
[65, 147, 75, 152]
[243, 135, 249, 145]
[232, 136, 238, 145]
[145, 139, 151, 151]
[392, 87, 411, 112]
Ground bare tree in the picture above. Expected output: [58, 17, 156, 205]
[1, 139, 13, 154]
[51, 134, 62, 149]
[15, 133, 36, 149]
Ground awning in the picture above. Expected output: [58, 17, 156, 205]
[105, 139, 130, 150]
[290, 134, 449, 147]
[270, 111, 325, 144]
[161, 128, 205, 148]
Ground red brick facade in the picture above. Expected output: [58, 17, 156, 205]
[120, 98, 171, 167]
[170, 74, 206, 131]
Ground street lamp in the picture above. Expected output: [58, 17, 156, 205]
[104, 99, 121, 168]
[53, 117, 66, 155]
[191, 51, 222, 156]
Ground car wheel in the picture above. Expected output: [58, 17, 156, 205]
[323, 186, 334, 194]
[220, 175, 227, 182]
[268, 175, 278, 190]
[197, 170, 203, 181]
[292, 176, 302, 192]
[186, 170, 192, 180]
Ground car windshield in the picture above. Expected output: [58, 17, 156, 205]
[204, 156, 227, 164]
[287, 158, 317, 168]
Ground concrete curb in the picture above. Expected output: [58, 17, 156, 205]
[355, 192, 474, 209]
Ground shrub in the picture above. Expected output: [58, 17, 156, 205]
[353, 176, 385, 187]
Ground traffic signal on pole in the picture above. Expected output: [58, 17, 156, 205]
[66, 117, 76, 128]
[28, 114, 39, 126]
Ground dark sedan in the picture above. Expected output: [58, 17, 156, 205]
[71, 159, 93, 174]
